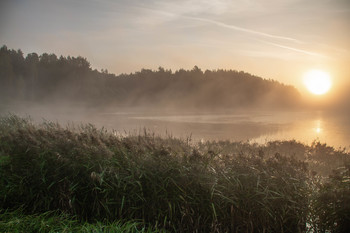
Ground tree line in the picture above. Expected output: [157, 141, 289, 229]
[0, 45, 301, 110]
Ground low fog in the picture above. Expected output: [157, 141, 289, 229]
[0, 46, 302, 111]
[1, 46, 350, 147]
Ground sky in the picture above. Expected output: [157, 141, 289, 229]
[1, 0, 350, 94]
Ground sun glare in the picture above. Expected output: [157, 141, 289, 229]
[303, 70, 332, 95]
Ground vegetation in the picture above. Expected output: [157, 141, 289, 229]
[0, 208, 161, 233]
[0, 45, 301, 110]
[0, 114, 349, 232]
[310, 165, 350, 232]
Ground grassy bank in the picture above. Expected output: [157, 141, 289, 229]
[0, 114, 349, 232]
[0, 208, 161, 233]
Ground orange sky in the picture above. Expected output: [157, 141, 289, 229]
[1, 0, 349, 96]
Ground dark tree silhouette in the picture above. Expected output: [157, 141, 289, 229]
[0, 45, 302, 110]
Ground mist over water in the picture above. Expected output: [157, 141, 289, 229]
[1, 1, 350, 230]
[1, 46, 350, 150]
[2, 102, 349, 150]
[90, 111, 350, 149]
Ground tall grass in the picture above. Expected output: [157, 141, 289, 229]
[0, 114, 349, 232]
[308, 164, 350, 233]
[0, 208, 161, 233]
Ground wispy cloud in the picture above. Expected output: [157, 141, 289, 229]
[138, 6, 301, 43]
[258, 40, 328, 58]
[135, 6, 329, 58]
[182, 15, 302, 43]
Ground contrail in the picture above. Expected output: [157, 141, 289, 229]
[183, 15, 301, 43]
[135, 5, 328, 57]
[260, 40, 327, 57]
[137, 6, 302, 43]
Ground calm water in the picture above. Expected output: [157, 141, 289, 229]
[4, 106, 350, 150]
[93, 111, 350, 150]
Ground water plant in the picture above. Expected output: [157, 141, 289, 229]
[0, 114, 349, 232]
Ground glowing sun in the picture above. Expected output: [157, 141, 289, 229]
[303, 70, 332, 95]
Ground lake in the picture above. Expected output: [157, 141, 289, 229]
[3, 106, 349, 150]
[90, 110, 350, 150]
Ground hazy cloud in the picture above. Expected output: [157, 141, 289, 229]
[1, 0, 349, 87]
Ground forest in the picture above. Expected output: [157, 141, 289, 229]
[0, 45, 301, 111]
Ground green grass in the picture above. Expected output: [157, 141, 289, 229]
[0, 208, 162, 233]
[0, 114, 349, 232]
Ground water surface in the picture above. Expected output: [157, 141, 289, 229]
[4, 105, 349, 150]
[96, 111, 350, 150]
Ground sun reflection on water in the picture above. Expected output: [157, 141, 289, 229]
[314, 120, 323, 134]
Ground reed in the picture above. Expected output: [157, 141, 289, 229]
[0, 114, 349, 232]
